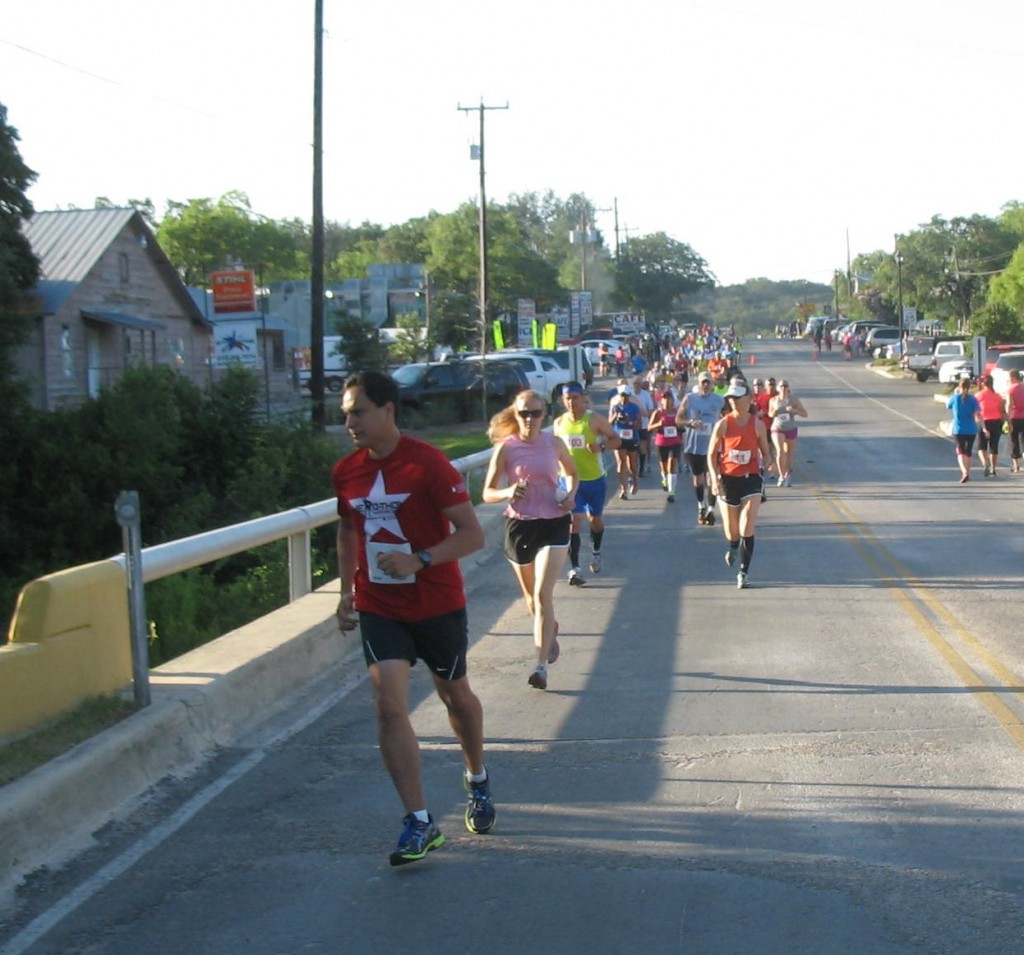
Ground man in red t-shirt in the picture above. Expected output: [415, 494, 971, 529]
[333, 370, 495, 865]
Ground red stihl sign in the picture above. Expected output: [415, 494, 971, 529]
[211, 270, 257, 313]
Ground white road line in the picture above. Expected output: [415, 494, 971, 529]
[1, 664, 367, 955]
[819, 364, 946, 435]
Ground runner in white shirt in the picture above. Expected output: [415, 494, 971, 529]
[633, 376, 657, 478]
[676, 371, 725, 526]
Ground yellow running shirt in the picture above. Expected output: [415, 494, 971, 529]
[554, 413, 605, 482]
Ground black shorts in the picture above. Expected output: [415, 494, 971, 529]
[719, 473, 763, 507]
[685, 452, 709, 476]
[658, 445, 681, 464]
[978, 420, 1002, 453]
[359, 607, 469, 681]
[504, 515, 571, 565]
[955, 433, 977, 457]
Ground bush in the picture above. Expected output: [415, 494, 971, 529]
[2, 365, 340, 652]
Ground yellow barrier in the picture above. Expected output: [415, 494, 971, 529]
[1, 560, 132, 740]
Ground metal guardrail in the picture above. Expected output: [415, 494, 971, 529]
[112, 446, 495, 602]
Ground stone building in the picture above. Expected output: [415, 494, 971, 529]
[18, 207, 214, 410]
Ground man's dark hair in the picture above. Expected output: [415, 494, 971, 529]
[344, 370, 400, 421]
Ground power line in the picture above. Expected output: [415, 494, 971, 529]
[0, 36, 217, 119]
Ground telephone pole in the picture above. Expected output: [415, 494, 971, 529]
[457, 100, 509, 357]
[310, 0, 325, 431]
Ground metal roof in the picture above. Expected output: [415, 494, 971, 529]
[80, 308, 166, 331]
[23, 208, 137, 283]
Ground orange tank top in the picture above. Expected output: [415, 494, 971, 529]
[720, 413, 760, 476]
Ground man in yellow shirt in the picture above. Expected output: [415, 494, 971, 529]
[553, 382, 621, 584]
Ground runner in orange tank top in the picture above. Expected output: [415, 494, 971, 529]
[706, 377, 773, 589]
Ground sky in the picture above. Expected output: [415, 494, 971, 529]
[2, 0, 1022, 288]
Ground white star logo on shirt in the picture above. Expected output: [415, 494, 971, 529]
[349, 471, 411, 540]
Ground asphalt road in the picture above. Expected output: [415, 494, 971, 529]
[4, 339, 1024, 954]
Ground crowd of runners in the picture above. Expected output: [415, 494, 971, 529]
[329, 329, 809, 866]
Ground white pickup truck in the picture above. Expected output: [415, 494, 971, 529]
[903, 338, 967, 382]
[478, 350, 573, 403]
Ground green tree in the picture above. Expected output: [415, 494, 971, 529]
[423, 202, 562, 346]
[968, 301, 1024, 343]
[389, 313, 433, 365]
[505, 191, 615, 309]
[983, 203, 1024, 330]
[614, 232, 715, 320]
[334, 313, 389, 372]
[156, 192, 304, 284]
[0, 103, 40, 370]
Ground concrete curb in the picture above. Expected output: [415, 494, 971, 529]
[0, 499, 510, 912]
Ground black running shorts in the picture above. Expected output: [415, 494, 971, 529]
[359, 607, 469, 681]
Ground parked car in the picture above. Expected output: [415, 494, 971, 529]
[298, 336, 349, 393]
[984, 343, 1024, 376]
[847, 320, 890, 338]
[523, 346, 594, 387]
[864, 326, 900, 357]
[883, 339, 905, 361]
[392, 360, 528, 413]
[991, 351, 1024, 395]
[578, 338, 630, 368]
[479, 350, 572, 403]
[938, 359, 973, 384]
[904, 337, 967, 382]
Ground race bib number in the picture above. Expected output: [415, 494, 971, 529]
[366, 540, 414, 584]
[662, 426, 678, 438]
[694, 420, 710, 433]
[618, 428, 634, 440]
[775, 412, 791, 424]
[568, 434, 586, 450]
[727, 449, 752, 465]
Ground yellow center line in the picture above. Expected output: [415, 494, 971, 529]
[805, 466, 1024, 751]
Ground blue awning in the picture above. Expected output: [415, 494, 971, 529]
[81, 309, 166, 331]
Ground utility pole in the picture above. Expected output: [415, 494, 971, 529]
[895, 234, 905, 338]
[613, 198, 621, 260]
[310, 0, 326, 432]
[579, 204, 612, 290]
[457, 99, 508, 419]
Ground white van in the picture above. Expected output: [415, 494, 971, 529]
[298, 337, 348, 393]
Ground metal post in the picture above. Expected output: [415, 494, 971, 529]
[115, 491, 151, 707]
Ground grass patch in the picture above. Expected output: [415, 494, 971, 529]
[0, 694, 140, 788]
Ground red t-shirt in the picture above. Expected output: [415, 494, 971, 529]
[332, 435, 470, 621]
[976, 387, 1003, 421]
[1008, 383, 1024, 419]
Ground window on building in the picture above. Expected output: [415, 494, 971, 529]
[119, 253, 130, 287]
[61, 325, 74, 377]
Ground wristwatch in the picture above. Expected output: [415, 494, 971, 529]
[416, 550, 432, 570]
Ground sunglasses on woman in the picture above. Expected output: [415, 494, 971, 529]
[516, 408, 544, 419]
